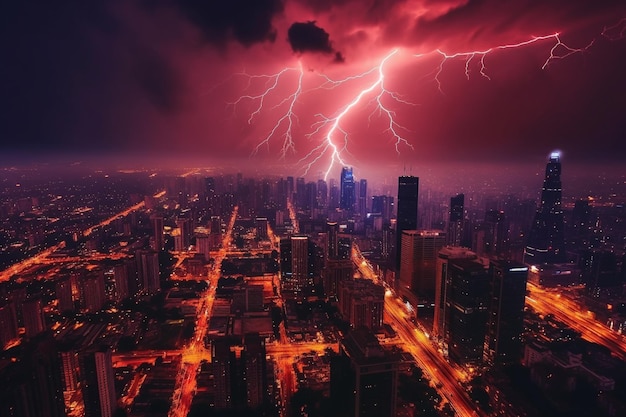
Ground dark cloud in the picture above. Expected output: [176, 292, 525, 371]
[411, 0, 626, 48]
[1, 0, 626, 168]
[296, 0, 411, 23]
[0, 1, 122, 149]
[171, 0, 284, 46]
[131, 48, 183, 113]
[288, 21, 337, 55]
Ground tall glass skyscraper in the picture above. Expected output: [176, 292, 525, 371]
[447, 193, 464, 246]
[340, 167, 355, 211]
[524, 152, 565, 265]
[396, 176, 419, 269]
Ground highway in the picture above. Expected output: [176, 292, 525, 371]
[168, 206, 238, 417]
[526, 282, 626, 361]
[353, 243, 481, 417]
[0, 190, 166, 282]
[384, 294, 480, 417]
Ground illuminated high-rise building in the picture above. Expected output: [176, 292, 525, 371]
[296, 177, 306, 209]
[136, 249, 160, 295]
[483, 209, 508, 258]
[396, 176, 419, 269]
[255, 217, 269, 241]
[340, 167, 356, 211]
[175, 217, 192, 251]
[357, 178, 368, 218]
[329, 178, 340, 209]
[211, 333, 268, 411]
[447, 194, 464, 246]
[524, 152, 565, 265]
[22, 297, 46, 338]
[80, 271, 106, 313]
[330, 327, 401, 417]
[150, 214, 164, 251]
[55, 275, 75, 313]
[317, 179, 328, 209]
[399, 230, 446, 302]
[323, 258, 353, 299]
[444, 258, 489, 366]
[338, 279, 385, 330]
[483, 260, 528, 366]
[280, 235, 314, 299]
[434, 246, 477, 340]
[371, 195, 394, 224]
[327, 221, 339, 260]
[81, 346, 117, 417]
[112, 263, 129, 302]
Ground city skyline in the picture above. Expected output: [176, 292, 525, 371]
[1, 1, 626, 177]
[0, 151, 624, 417]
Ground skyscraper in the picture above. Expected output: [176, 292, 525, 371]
[317, 179, 328, 209]
[280, 235, 314, 299]
[338, 279, 385, 330]
[331, 327, 401, 417]
[340, 167, 356, 211]
[524, 152, 565, 265]
[447, 194, 464, 246]
[444, 258, 490, 366]
[22, 297, 46, 338]
[399, 230, 446, 303]
[211, 333, 268, 411]
[371, 195, 394, 224]
[483, 209, 508, 258]
[358, 178, 368, 218]
[396, 176, 419, 269]
[175, 217, 192, 251]
[150, 214, 164, 251]
[434, 246, 477, 340]
[327, 221, 339, 260]
[81, 346, 117, 417]
[55, 275, 75, 312]
[483, 260, 528, 366]
[136, 249, 160, 295]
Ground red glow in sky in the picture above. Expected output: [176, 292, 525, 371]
[2, 1, 626, 177]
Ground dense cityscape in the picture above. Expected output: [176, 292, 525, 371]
[0, 154, 624, 417]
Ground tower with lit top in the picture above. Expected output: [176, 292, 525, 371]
[524, 152, 565, 265]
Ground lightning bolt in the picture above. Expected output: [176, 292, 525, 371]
[424, 33, 593, 93]
[297, 49, 414, 180]
[228, 65, 304, 158]
[603, 18, 626, 41]
[225, 24, 619, 178]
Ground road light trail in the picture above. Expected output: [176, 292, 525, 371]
[0, 189, 166, 282]
[526, 282, 626, 361]
[352, 243, 482, 417]
[168, 206, 238, 417]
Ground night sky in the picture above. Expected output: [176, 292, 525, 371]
[1, 1, 625, 177]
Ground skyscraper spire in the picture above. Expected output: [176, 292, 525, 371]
[524, 151, 565, 265]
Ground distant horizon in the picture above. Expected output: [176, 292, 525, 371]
[1, 151, 623, 203]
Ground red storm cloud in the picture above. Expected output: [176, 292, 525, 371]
[1, 0, 625, 176]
